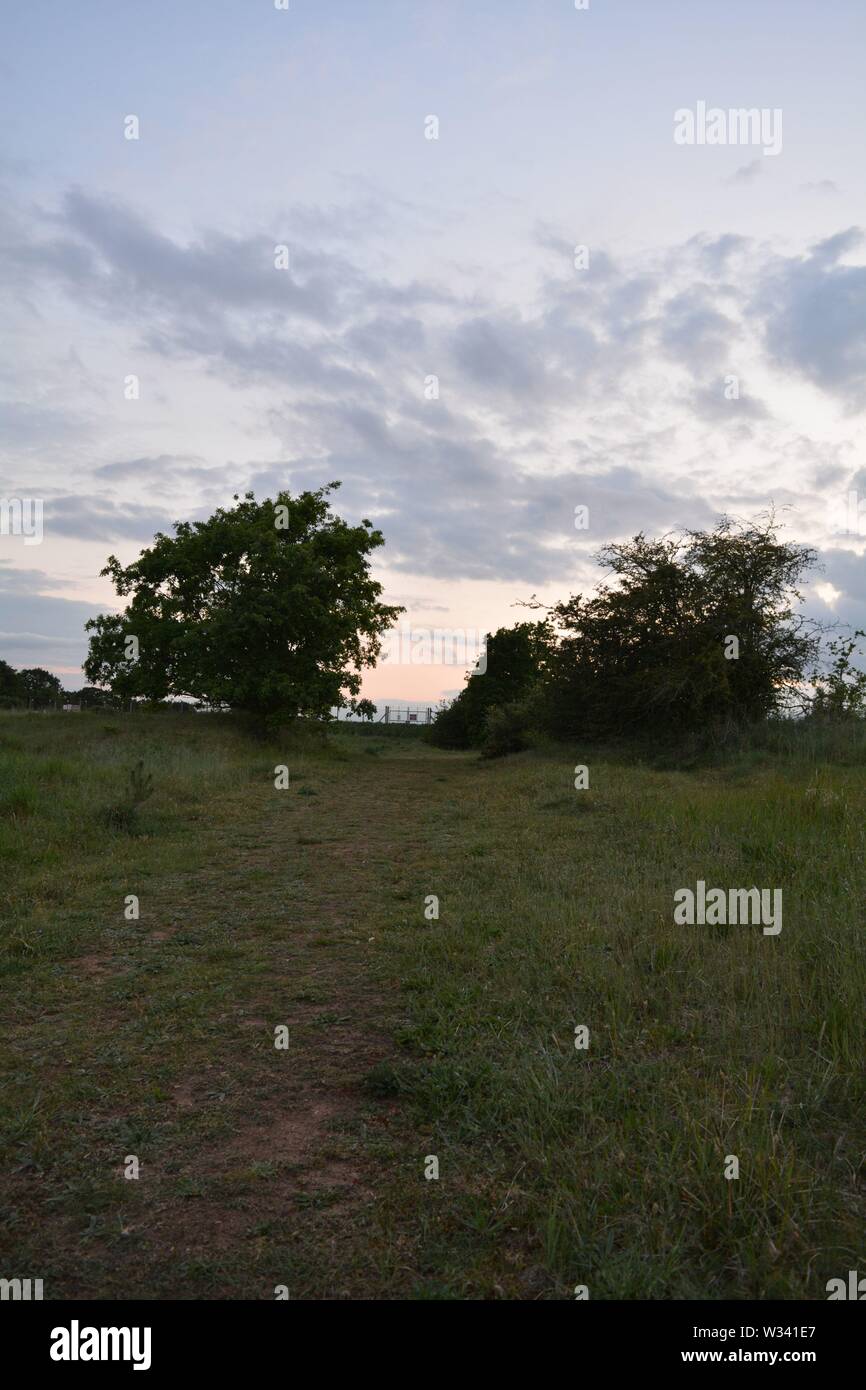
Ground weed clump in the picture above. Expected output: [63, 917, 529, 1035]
[100, 759, 154, 833]
[0, 786, 39, 819]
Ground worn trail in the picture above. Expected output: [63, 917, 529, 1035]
[2, 751, 467, 1299]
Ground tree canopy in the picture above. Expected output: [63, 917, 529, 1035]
[16, 667, 63, 708]
[431, 515, 835, 751]
[544, 516, 818, 738]
[84, 484, 402, 725]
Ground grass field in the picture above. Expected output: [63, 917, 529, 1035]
[1, 710, 864, 1299]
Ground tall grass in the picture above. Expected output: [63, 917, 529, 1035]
[0, 710, 317, 971]
[1, 710, 863, 1298]
[377, 724, 866, 1296]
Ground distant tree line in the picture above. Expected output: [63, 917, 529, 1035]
[429, 515, 866, 758]
[10, 503, 862, 747]
[0, 660, 118, 710]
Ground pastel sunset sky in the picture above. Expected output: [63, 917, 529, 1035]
[2, 0, 865, 703]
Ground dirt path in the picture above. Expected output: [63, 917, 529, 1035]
[3, 749, 468, 1299]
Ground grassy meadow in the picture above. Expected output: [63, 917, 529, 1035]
[0, 709, 864, 1299]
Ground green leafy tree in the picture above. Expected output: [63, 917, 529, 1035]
[18, 667, 63, 708]
[0, 658, 23, 707]
[84, 484, 402, 726]
[544, 515, 818, 739]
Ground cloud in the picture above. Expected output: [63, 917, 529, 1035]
[801, 180, 839, 195]
[656, 288, 738, 373]
[0, 568, 106, 677]
[726, 159, 764, 185]
[42, 495, 174, 543]
[0, 400, 92, 450]
[452, 313, 564, 402]
[4, 189, 458, 397]
[4, 187, 866, 597]
[754, 228, 866, 409]
[252, 402, 712, 584]
[0, 562, 66, 593]
[91, 455, 241, 500]
[813, 548, 866, 635]
[687, 381, 770, 424]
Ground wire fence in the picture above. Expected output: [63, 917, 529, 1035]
[376, 704, 434, 725]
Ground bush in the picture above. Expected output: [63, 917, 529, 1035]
[428, 622, 550, 749]
[543, 516, 819, 740]
[426, 698, 473, 749]
[479, 699, 534, 760]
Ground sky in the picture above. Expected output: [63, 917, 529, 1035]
[1, 0, 865, 703]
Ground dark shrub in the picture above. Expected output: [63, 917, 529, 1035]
[479, 699, 534, 760]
